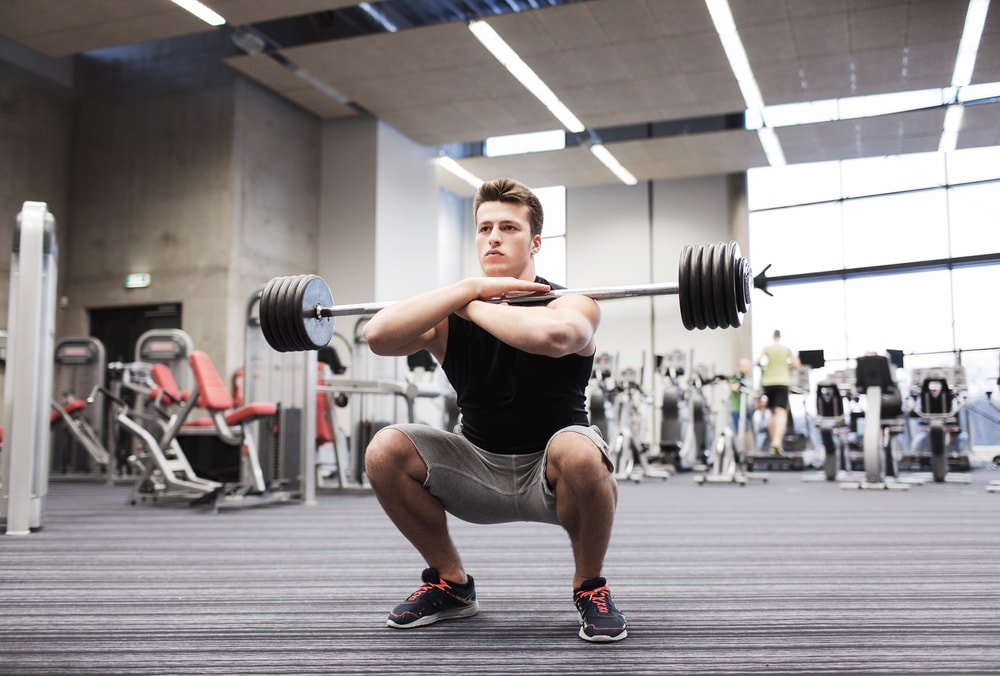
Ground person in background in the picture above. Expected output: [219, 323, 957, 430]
[729, 357, 752, 440]
[757, 330, 800, 455]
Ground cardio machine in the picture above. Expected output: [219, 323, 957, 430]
[908, 367, 971, 483]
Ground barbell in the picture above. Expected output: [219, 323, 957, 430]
[258, 240, 756, 353]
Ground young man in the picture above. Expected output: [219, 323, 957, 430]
[757, 329, 800, 455]
[362, 177, 627, 643]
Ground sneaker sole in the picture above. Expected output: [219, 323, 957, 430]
[386, 602, 479, 629]
[579, 626, 628, 643]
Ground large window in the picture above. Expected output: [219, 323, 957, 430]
[748, 146, 1000, 406]
[533, 185, 566, 285]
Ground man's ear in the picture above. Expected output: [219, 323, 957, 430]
[531, 234, 542, 254]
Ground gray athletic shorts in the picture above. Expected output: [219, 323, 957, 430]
[376, 423, 613, 526]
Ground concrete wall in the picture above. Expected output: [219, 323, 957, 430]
[0, 59, 74, 329]
[0, 32, 322, 380]
[230, 77, 320, 374]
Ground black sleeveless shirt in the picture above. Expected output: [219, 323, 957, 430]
[441, 276, 594, 454]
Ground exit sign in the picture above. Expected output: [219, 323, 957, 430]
[124, 273, 151, 289]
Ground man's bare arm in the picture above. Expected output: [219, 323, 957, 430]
[459, 294, 600, 358]
[363, 277, 551, 359]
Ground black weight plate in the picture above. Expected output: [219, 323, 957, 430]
[712, 241, 729, 329]
[259, 276, 286, 351]
[272, 276, 300, 352]
[692, 244, 709, 330]
[737, 257, 752, 315]
[725, 241, 741, 328]
[685, 244, 704, 330]
[301, 275, 336, 350]
[678, 245, 696, 330]
[286, 275, 315, 352]
[731, 241, 750, 314]
[702, 243, 720, 329]
[287, 275, 313, 351]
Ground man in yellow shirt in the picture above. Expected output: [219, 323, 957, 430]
[757, 330, 800, 455]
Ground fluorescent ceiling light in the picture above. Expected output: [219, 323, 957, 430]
[755, 128, 786, 166]
[939, 0, 991, 152]
[951, 0, 990, 88]
[590, 144, 638, 185]
[291, 66, 352, 105]
[705, 0, 785, 167]
[485, 130, 566, 157]
[436, 156, 484, 189]
[359, 2, 398, 33]
[468, 20, 586, 134]
[170, 0, 225, 26]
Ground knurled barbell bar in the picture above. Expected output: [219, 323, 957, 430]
[258, 240, 756, 353]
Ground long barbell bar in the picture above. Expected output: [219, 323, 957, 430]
[258, 240, 757, 352]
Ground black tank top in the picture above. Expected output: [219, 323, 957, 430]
[441, 276, 594, 454]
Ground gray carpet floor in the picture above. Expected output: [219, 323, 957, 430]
[2, 467, 999, 675]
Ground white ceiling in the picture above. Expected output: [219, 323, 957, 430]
[2, 0, 998, 197]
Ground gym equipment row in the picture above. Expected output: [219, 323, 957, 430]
[812, 356, 976, 490]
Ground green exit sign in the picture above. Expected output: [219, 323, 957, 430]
[124, 273, 151, 289]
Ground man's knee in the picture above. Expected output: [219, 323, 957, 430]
[548, 432, 611, 480]
[365, 428, 419, 480]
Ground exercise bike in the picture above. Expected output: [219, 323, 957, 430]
[814, 380, 851, 481]
[909, 367, 971, 483]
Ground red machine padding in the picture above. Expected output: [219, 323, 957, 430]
[189, 351, 236, 412]
[150, 364, 191, 403]
[316, 365, 333, 445]
[186, 351, 278, 424]
[50, 399, 87, 425]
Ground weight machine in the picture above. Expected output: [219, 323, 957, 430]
[50, 337, 112, 482]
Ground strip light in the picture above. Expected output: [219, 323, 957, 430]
[436, 155, 484, 189]
[705, 0, 785, 166]
[469, 20, 585, 134]
[359, 2, 399, 33]
[169, 0, 225, 26]
[940, 0, 991, 152]
[589, 144, 638, 186]
[469, 19, 638, 185]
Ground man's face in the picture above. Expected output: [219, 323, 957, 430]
[475, 200, 541, 279]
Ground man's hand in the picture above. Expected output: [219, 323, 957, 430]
[455, 277, 550, 320]
[470, 277, 551, 303]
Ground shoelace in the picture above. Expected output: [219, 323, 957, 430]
[407, 579, 451, 601]
[578, 586, 611, 614]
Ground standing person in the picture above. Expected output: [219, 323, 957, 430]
[757, 330, 800, 455]
[362, 177, 627, 643]
[729, 358, 752, 451]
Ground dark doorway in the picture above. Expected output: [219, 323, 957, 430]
[88, 303, 182, 363]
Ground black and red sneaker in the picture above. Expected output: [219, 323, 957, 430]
[573, 576, 628, 642]
[386, 568, 479, 629]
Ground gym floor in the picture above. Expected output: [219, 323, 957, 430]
[2, 469, 998, 674]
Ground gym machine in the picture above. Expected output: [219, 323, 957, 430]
[838, 355, 914, 490]
[245, 289, 313, 502]
[50, 336, 111, 482]
[696, 370, 768, 486]
[1, 202, 58, 534]
[908, 366, 972, 483]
